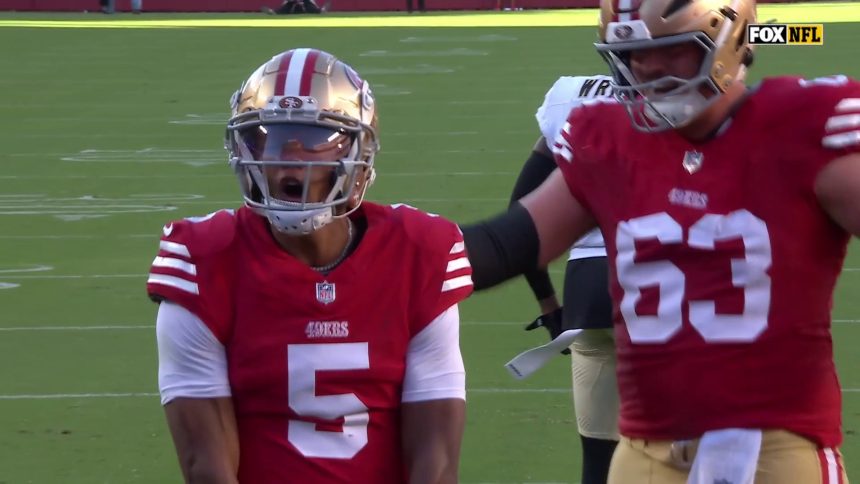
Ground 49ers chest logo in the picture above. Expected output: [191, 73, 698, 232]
[305, 321, 349, 338]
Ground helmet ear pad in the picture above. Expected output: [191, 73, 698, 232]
[344, 166, 376, 212]
[742, 48, 754, 68]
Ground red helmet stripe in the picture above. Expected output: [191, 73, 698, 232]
[298, 49, 321, 97]
[617, 0, 631, 21]
[614, 0, 641, 22]
[273, 50, 295, 96]
[284, 48, 311, 96]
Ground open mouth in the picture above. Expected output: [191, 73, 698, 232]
[650, 78, 685, 95]
[277, 178, 306, 202]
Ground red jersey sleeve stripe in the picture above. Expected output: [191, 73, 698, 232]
[822, 131, 860, 149]
[446, 256, 470, 273]
[835, 98, 860, 112]
[449, 241, 465, 255]
[825, 114, 860, 132]
[159, 240, 190, 258]
[442, 275, 472, 293]
[148, 273, 199, 296]
[152, 256, 197, 276]
[824, 98, 860, 147]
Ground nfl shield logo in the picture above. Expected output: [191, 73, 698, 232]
[682, 150, 704, 174]
[316, 281, 336, 305]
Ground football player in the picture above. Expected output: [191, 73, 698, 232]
[509, 74, 618, 484]
[148, 48, 473, 484]
[465, 0, 859, 481]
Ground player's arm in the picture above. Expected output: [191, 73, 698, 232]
[157, 302, 239, 484]
[526, 169, 597, 267]
[402, 400, 465, 484]
[816, 153, 860, 236]
[507, 138, 568, 349]
[164, 399, 239, 484]
[813, 81, 860, 238]
[462, 169, 595, 290]
[509, 137, 561, 314]
[401, 305, 467, 484]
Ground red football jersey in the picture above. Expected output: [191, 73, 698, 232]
[147, 202, 473, 483]
[554, 75, 860, 447]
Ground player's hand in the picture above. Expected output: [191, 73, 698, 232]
[524, 307, 570, 355]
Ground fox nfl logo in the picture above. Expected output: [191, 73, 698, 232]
[747, 24, 823, 45]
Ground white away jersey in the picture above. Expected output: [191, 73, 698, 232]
[536, 75, 615, 260]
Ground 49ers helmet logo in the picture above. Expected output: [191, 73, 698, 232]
[279, 96, 304, 109]
[614, 24, 634, 40]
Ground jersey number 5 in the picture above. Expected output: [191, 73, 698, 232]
[287, 342, 370, 459]
[616, 210, 772, 344]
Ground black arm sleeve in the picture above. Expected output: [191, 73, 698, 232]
[508, 149, 558, 301]
[461, 202, 540, 291]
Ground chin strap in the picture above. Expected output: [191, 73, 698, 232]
[265, 203, 334, 236]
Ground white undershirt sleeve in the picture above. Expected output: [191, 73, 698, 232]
[401, 304, 466, 403]
[156, 301, 231, 405]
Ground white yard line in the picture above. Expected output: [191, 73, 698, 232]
[0, 325, 153, 332]
[0, 234, 157, 239]
[1, 274, 145, 280]
[0, 392, 159, 400]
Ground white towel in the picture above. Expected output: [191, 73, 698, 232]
[504, 329, 583, 380]
[687, 428, 762, 484]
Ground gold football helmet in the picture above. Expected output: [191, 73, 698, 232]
[225, 48, 379, 235]
[595, 0, 756, 131]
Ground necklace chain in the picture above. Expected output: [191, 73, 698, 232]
[311, 219, 354, 273]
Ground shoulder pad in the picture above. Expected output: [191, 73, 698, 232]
[386, 203, 472, 333]
[158, 209, 239, 259]
[758, 75, 860, 150]
[387, 203, 462, 256]
[148, 209, 238, 343]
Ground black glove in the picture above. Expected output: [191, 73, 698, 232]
[524, 307, 570, 355]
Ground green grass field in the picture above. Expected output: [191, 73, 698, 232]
[1, 5, 859, 483]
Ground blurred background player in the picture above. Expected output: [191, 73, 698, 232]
[98, 0, 141, 13]
[406, 0, 426, 13]
[149, 48, 472, 484]
[509, 73, 618, 484]
[262, 0, 329, 14]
